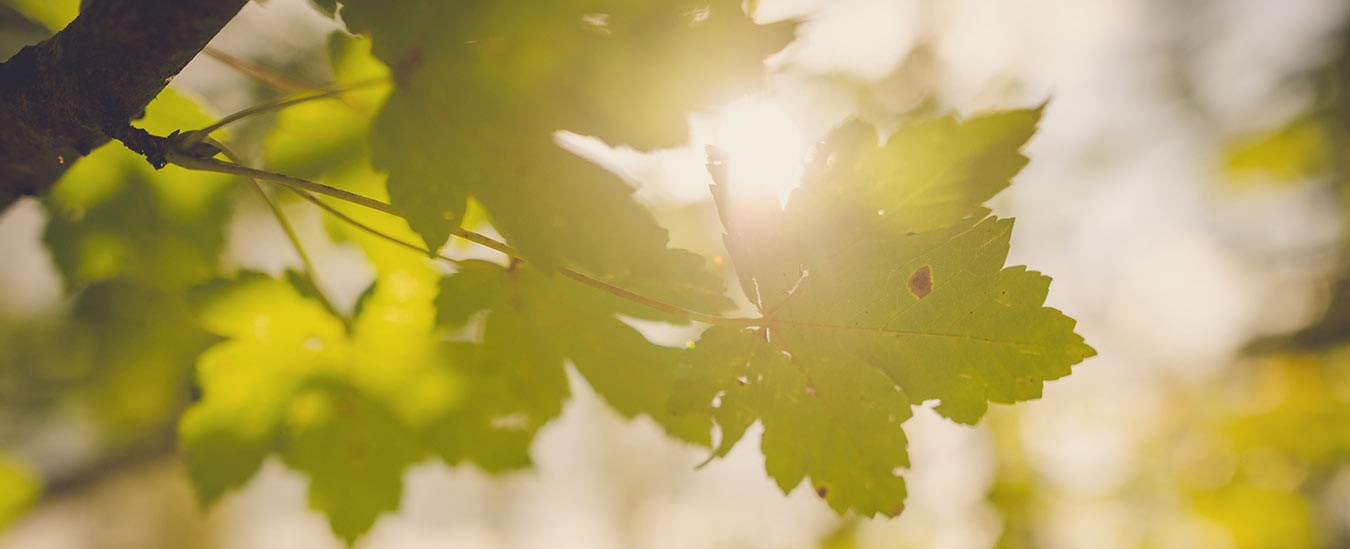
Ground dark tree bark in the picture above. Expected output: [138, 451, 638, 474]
[0, 0, 249, 213]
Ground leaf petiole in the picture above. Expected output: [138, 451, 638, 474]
[202, 47, 317, 93]
[204, 137, 345, 325]
[191, 78, 387, 139]
[165, 148, 754, 327]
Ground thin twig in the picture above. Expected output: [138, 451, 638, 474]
[290, 190, 460, 265]
[156, 78, 746, 326]
[211, 140, 343, 321]
[203, 47, 316, 93]
[166, 154, 394, 213]
[168, 154, 748, 325]
[196, 78, 386, 137]
[557, 268, 737, 325]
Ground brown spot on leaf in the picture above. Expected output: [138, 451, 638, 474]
[907, 265, 933, 299]
[885, 504, 904, 518]
[815, 485, 829, 498]
[350, 438, 370, 461]
[392, 48, 424, 87]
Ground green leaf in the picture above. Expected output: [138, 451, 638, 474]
[1, 0, 77, 32]
[0, 454, 38, 531]
[309, 0, 338, 18]
[438, 260, 713, 446]
[181, 269, 439, 539]
[337, 0, 791, 283]
[673, 109, 1094, 516]
[181, 271, 347, 504]
[35, 88, 231, 438]
[421, 342, 538, 472]
[282, 381, 423, 544]
[44, 88, 233, 292]
[1223, 118, 1330, 183]
[191, 257, 437, 539]
[68, 279, 217, 433]
[181, 257, 536, 540]
[675, 327, 911, 516]
[270, 157, 541, 471]
[0, 278, 215, 436]
[264, 33, 390, 181]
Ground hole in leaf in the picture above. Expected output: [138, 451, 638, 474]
[490, 413, 530, 430]
[581, 13, 611, 34]
[687, 5, 710, 25]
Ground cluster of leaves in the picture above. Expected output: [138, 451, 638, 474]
[0, 88, 228, 437]
[3, 0, 1093, 543]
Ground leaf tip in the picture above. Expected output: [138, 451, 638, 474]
[1079, 340, 1099, 360]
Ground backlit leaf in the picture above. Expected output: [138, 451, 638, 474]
[438, 260, 713, 446]
[282, 381, 423, 544]
[673, 109, 1094, 516]
[182, 256, 540, 539]
[1, 0, 77, 32]
[264, 33, 390, 181]
[337, 0, 792, 281]
[0, 454, 38, 531]
[43, 88, 233, 292]
[68, 279, 217, 433]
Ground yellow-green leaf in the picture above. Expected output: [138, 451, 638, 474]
[338, 0, 790, 288]
[0, 455, 38, 531]
[44, 88, 234, 292]
[674, 109, 1094, 517]
[438, 260, 712, 445]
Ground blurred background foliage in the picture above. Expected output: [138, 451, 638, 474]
[2, 0, 1350, 548]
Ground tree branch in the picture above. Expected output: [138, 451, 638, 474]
[0, 0, 249, 213]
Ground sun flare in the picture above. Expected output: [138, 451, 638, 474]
[704, 96, 808, 206]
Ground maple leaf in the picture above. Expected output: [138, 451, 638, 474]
[337, 0, 793, 286]
[263, 34, 389, 181]
[437, 260, 713, 446]
[672, 109, 1096, 516]
[180, 257, 537, 539]
[43, 88, 233, 292]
